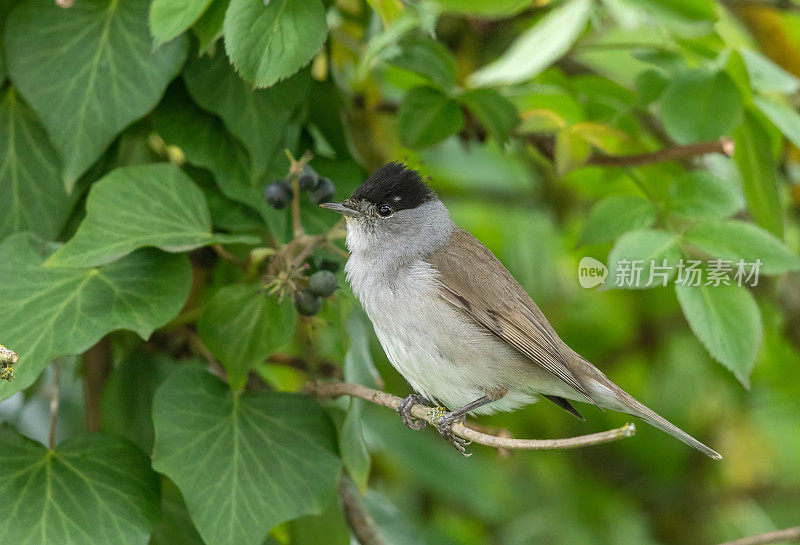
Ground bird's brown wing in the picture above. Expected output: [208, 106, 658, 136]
[428, 228, 597, 405]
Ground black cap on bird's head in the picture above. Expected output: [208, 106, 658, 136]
[320, 162, 436, 217]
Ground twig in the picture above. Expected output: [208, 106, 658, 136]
[718, 526, 800, 545]
[586, 138, 735, 167]
[309, 382, 636, 451]
[212, 244, 248, 270]
[49, 360, 61, 450]
[339, 476, 386, 545]
[356, 97, 734, 168]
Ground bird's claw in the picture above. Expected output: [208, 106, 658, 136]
[431, 409, 472, 457]
[397, 394, 428, 431]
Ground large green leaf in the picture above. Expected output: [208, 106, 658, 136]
[683, 220, 800, 275]
[0, 233, 192, 400]
[675, 284, 762, 386]
[152, 366, 342, 545]
[223, 0, 327, 88]
[659, 69, 743, 144]
[153, 86, 286, 237]
[5, 0, 188, 190]
[197, 284, 297, 391]
[668, 171, 743, 220]
[0, 88, 68, 240]
[184, 53, 309, 178]
[607, 229, 680, 289]
[578, 195, 656, 246]
[467, 0, 592, 87]
[45, 164, 256, 268]
[457, 88, 519, 145]
[734, 110, 783, 237]
[0, 425, 160, 545]
[398, 86, 464, 148]
[754, 95, 800, 151]
[150, 0, 214, 46]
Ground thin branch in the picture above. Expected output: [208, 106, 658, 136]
[339, 476, 386, 545]
[718, 526, 800, 545]
[49, 360, 61, 450]
[357, 97, 734, 168]
[310, 382, 636, 451]
[212, 244, 248, 270]
[586, 138, 735, 167]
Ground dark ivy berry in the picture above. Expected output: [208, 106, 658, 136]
[308, 177, 335, 204]
[265, 181, 291, 209]
[309, 270, 338, 297]
[295, 289, 323, 316]
[298, 166, 320, 191]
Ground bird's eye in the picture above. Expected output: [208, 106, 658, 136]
[377, 204, 393, 217]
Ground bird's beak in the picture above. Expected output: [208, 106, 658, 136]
[319, 201, 359, 217]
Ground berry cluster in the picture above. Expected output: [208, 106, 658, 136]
[295, 266, 338, 316]
[265, 165, 335, 209]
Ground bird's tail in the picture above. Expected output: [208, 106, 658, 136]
[609, 385, 722, 460]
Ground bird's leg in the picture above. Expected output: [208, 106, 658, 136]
[397, 393, 430, 431]
[432, 395, 496, 457]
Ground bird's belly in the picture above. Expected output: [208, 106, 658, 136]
[354, 262, 537, 413]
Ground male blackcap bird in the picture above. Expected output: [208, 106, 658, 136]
[321, 162, 721, 459]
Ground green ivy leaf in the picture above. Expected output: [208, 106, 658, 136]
[0, 88, 68, 240]
[753, 95, 800, 151]
[45, 164, 256, 268]
[660, 69, 743, 144]
[675, 283, 762, 387]
[0, 425, 160, 545]
[153, 86, 287, 238]
[340, 311, 381, 492]
[223, 0, 327, 88]
[607, 229, 680, 289]
[197, 284, 297, 391]
[0, 233, 192, 400]
[5, 0, 188, 190]
[389, 35, 457, 89]
[458, 88, 519, 145]
[152, 366, 342, 545]
[398, 86, 464, 148]
[668, 171, 743, 220]
[184, 54, 309, 178]
[578, 195, 656, 246]
[467, 0, 592, 87]
[734, 110, 783, 237]
[150, 0, 215, 46]
[683, 220, 800, 275]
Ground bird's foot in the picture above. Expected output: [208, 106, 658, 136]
[429, 407, 472, 457]
[397, 394, 429, 431]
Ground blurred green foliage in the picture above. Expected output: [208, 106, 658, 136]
[1, 0, 800, 544]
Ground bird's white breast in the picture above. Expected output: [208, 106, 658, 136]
[345, 253, 536, 414]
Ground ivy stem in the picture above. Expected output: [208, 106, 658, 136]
[49, 360, 61, 450]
